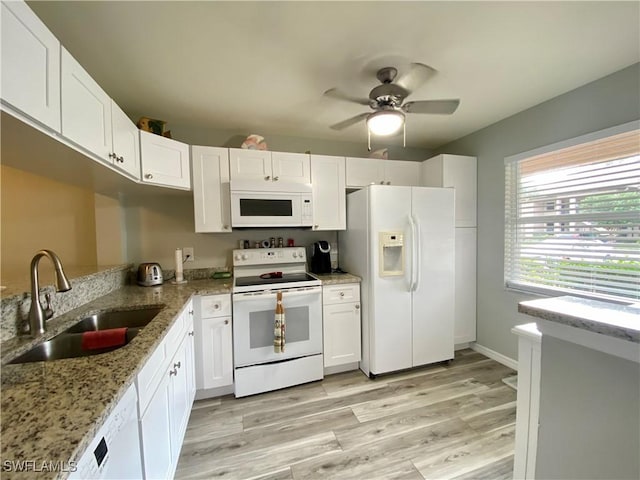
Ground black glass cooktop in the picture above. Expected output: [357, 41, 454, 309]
[235, 272, 317, 287]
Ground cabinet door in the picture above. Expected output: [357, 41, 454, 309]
[61, 47, 112, 161]
[229, 148, 272, 182]
[384, 160, 421, 186]
[169, 339, 191, 465]
[454, 227, 477, 344]
[271, 152, 311, 184]
[442, 155, 477, 227]
[1, 0, 60, 131]
[310, 155, 346, 230]
[198, 316, 233, 390]
[192, 146, 231, 232]
[140, 372, 173, 480]
[323, 302, 361, 367]
[110, 100, 140, 180]
[140, 130, 191, 189]
[346, 157, 384, 188]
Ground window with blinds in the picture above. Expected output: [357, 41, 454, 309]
[505, 123, 640, 302]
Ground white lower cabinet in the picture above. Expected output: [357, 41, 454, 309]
[138, 301, 195, 479]
[512, 323, 542, 480]
[194, 294, 233, 394]
[322, 283, 361, 368]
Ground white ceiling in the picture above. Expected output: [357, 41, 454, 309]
[28, 1, 640, 150]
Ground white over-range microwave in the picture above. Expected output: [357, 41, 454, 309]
[230, 180, 313, 227]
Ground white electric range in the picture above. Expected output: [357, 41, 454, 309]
[231, 247, 323, 397]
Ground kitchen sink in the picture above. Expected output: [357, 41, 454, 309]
[8, 306, 164, 364]
[63, 306, 164, 333]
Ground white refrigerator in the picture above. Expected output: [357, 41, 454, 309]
[339, 185, 455, 377]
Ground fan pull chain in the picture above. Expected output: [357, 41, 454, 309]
[403, 122, 406, 147]
[367, 128, 371, 151]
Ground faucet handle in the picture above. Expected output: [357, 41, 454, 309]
[44, 293, 54, 319]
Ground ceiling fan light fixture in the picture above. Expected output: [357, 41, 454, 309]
[366, 110, 405, 136]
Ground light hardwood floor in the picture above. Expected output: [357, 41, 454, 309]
[175, 350, 517, 479]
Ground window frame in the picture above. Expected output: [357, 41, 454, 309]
[504, 120, 640, 303]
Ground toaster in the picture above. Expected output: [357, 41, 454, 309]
[137, 263, 163, 286]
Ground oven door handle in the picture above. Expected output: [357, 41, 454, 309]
[233, 286, 322, 301]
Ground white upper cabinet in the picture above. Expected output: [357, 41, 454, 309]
[110, 100, 140, 180]
[310, 155, 346, 231]
[421, 154, 477, 227]
[384, 160, 421, 187]
[140, 130, 191, 190]
[229, 148, 310, 184]
[1, 0, 61, 131]
[271, 151, 311, 184]
[61, 47, 112, 160]
[61, 48, 141, 180]
[346, 157, 421, 188]
[192, 145, 231, 232]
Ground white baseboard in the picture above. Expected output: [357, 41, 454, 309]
[195, 384, 234, 400]
[470, 342, 518, 370]
[324, 362, 360, 376]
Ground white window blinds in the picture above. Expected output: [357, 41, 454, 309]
[505, 124, 640, 302]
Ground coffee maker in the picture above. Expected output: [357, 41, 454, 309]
[311, 241, 332, 274]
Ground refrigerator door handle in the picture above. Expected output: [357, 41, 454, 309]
[412, 214, 421, 292]
[408, 214, 417, 292]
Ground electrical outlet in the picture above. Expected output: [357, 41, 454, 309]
[183, 247, 194, 262]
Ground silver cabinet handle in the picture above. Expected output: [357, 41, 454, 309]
[188, 331, 194, 336]
[117, 156, 124, 163]
[224, 319, 229, 325]
[273, 176, 279, 181]
[223, 225, 229, 230]
[380, 181, 385, 185]
[169, 368, 177, 377]
[189, 310, 194, 315]
[386, 181, 391, 185]
[145, 173, 153, 179]
[174, 361, 181, 369]
[314, 224, 319, 230]
[265, 176, 271, 181]
[340, 292, 345, 297]
[355, 304, 360, 309]
[109, 152, 117, 160]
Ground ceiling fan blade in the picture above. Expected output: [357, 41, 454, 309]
[330, 112, 370, 130]
[402, 99, 460, 115]
[395, 63, 436, 93]
[324, 88, 371, 106]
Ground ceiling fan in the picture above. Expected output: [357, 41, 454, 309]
[324, 63, 460, 146]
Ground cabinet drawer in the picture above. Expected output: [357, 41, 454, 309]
[323, 283, 360, 305]
[200, 294, 231, 318]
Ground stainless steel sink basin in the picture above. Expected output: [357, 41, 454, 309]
[8, 330, 141, 364]
[63, 306, 164, 333]
[8, 306, 164, 364]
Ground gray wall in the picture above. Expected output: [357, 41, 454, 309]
[536, 336, 639, 479]
[436, 63, 640, 360]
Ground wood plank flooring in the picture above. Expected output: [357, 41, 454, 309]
[175, 349, 517, 479]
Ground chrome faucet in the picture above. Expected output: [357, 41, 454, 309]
[27, 250, 71, 336]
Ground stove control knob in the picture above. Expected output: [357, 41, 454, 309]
[234, 253, 241, 261]
[292, 251, 297, 258]
[241, 253, 248, 260]
[297, 249, 305, 259]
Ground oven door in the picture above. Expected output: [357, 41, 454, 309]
[232, 286, 322, 367]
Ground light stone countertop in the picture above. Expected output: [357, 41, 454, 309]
[0, 273, 362, 479]
[518, 295, 640, 344]
[312, 272, 361, 285]
[0, 279, 231, 480]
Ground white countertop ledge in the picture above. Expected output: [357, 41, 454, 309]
[518, 296, 640, 344]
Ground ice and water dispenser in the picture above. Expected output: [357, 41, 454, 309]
[379, 232, 404, 276]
